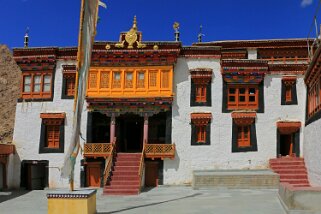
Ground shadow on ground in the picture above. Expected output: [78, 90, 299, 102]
[0, 190, 30, 203]
[97, 193, 202, 214]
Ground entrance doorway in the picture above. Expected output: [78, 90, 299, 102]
[280, 134, 293, 156]
[21, 160, 48, 190]
[117, 114, 143, 152]
[145, 161, 159, 187]
[86, 162, 102, 187]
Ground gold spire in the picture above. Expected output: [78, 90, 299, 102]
[115, 16, 146, 49]
[132, 15, 137, 31]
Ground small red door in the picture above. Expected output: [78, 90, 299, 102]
[145, 162, 158, 187]
[86, 163, 101, 187]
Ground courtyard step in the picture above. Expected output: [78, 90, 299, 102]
[104, 152, 142, 195]
[269, 157, 310, 187]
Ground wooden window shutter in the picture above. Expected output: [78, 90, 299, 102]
[285, 85, 292, 102]
[237, 126, 251, 148]
[46, 125, 60, 148]
[66, 77, 75, 96]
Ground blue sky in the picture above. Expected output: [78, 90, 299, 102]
[0, 0, 319, 49]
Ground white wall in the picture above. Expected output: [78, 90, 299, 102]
[164, 58, 306, 185]
[10, 60, 88, 189]
[9, 56, 308, 188]
[304, 120, 321, 186]
[247, 49, 257, 59]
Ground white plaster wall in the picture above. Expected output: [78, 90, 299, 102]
[247, 49, 257, 59]
[304, 119, 321, 186]
[164, 58, 306, 185]
[10, 60, 88, 189]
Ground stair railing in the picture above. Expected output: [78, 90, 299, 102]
[103, 139, 116, 186]
[138, 140, 146, 191]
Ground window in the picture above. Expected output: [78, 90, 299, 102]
[137, 72, 145, 88]
[231, 112, 257, 152]
[125, 72, 133, 88]
[21, 73, 52, 99]
[196, 125, 206, 143]
[281, 76, 297, 105]
[46, 125, 60, 148]
[196, 85, 207, 103]
[113, 72, 121, 88]
[307, 74, 321, 119]
[39, 113, 65, 153]
[62, 65, 76, 99]
[62, 73, 76, 98]
[227, 85, 258, 110]
[285, 85, 292, 102]
[237, 126, 250, 148]
[190, 68, 212, 106]
[191, 113, 211, 145]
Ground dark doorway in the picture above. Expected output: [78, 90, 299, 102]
[20, 160, 48, 190]
[148, 112, 167, 144]
[117, 114, 143, 152]
[280, 134, 293, 156]
[91, 112, 110, 143]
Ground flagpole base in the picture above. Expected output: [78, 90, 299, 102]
[70, 180, 74, 191]
[47, 189, 97, 214]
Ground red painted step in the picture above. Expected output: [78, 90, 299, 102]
[279, 174, 308, 179]
[114, 166, 139, 171]
[110, 176, 140, 181]
[114, 161, 141, 166]
[110, 180, 140, 185]
[269, 157, 310, 187]
[112, 171, 139, 176]
[272, 169, 307, 174]
[104, 152, 142, 196]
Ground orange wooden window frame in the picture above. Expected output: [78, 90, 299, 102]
[46, 125, 60, 148]
[307, 73, 321, 118]
[21, 72, 52, 99]
[196, 125, 206, 143]
[285, 85, 292, 102]
[63, 73, 76, 96]
[237, 125, 251, 148]
[227, 85, 258, 110]
[195, 84, 207, 103]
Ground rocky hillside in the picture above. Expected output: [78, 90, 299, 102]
[0, 45, 21, 143]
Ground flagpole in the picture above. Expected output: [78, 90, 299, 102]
[69, 0, 85, 191]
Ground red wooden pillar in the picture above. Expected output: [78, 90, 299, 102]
[110, 113, 116, 143]
[143, 114, 149, 144]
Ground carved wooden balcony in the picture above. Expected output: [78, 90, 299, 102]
[83, 143, 114, 159]
[86, 66, 173, 98]
[144, 144, 175, 160]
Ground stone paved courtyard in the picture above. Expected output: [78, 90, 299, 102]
[0, 186, 285, 214]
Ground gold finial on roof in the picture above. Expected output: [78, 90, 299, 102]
[115, 16, 146, 49]
[173, 22, 180, 32]
[132, 15, 137, 30]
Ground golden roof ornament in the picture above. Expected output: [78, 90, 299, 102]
[115, 16, 146, 49]
[173, 22, 180, 42]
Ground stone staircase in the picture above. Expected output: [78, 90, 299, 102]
[269, 157, 310, 187]
[103, 153, 142, 195]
